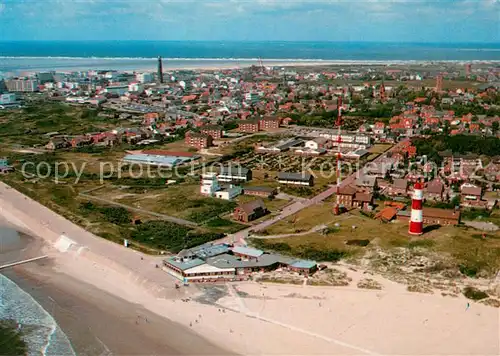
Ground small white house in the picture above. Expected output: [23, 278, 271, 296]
[304, 137, 329, 151]
[215, 185, 243, 201]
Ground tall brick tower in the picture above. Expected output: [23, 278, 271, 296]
[465, 63, 472, 78]
[435, 74, 443, 92]
[157, 56, 164, 84]
[379, 82, 386, 102]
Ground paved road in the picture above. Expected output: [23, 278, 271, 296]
[225, 139, 408, 245]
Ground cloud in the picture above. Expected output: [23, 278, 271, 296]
[0, 0, 498, 42]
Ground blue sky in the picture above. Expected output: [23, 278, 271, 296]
[0, 0, 498, 42]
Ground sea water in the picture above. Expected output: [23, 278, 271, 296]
[0, 40, 499, 75]
[0, 228, 75, 356]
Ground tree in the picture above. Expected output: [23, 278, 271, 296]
[443, 121, 451, 135]
[492, 121, 499, 134]
[450, 195, 460, 208]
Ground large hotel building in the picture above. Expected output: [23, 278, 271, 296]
[5, 78, 39, 92]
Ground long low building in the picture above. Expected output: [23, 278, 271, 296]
[218, 166, 252, 182]
[277, 172, 314, 186]
[162, 243, 317, 283]
[122, 152, 199, 167]
[397, 207, 460, 226]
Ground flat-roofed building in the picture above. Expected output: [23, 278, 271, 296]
[200, 125, 223, 140]
[103, 85, 129, 96]
[397, 207, 460, 226]
[123, 153, 194, 167]
[238, 119, 259, 133]
[185, 131, 213, 149]
[305, 137, 329, 151]
[243, 186, 277, 198]
[259, 116, 280, 130]
[231, 246, 264, 261]
[218, 166, 252, 182]
[5, 78, 39, 92]
[277, 172, 314, 186]
[162, 242, 318, 282]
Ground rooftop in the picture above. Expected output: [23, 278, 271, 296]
[290, 260, 317, 269]
[237, 199, 267, 215]
[206, 253, 297, 269]
[220, 166, 250, 176]
[231, 246, 264, 258]
[243, 186, 276, 193]
[123, 153, 191, 167]
[183, 243, 231, 260]
[165, 256, 205, 271]
[278, 172, 312, 181]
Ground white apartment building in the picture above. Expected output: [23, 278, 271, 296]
[200, 173, 242, 200]
[320, 133, 371, 148]
[136, 72, 154, 83]
[0, 93, 17, 105]
[5, 78, 39, 92]
[128, 82, 144, 93]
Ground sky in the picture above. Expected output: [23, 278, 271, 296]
[0, 0, 499, 43]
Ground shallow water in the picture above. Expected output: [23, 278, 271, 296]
[0, 226, 21, 249]
[0, 228, 75, 356]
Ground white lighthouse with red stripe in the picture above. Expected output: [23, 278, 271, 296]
[409, 181, 424, 235]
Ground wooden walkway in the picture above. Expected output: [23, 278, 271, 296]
[0, 255, 48, 270]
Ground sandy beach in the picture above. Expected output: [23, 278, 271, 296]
[0, 180, 499, 355]
[1, 232, 228, 356]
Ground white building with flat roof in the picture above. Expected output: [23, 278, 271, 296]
[128, 82, 144, 93]
[0, 93, 17, 105]
[215, 185, 243, 201]
[136, 72, 154, 83]
[5, 78, 39, 92]
[104, 85, 128, 96]
[200, 173, 220, 196]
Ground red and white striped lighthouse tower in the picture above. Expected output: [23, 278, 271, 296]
[409, 182, 424, 235]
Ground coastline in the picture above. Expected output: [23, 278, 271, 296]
[1, 181, 499, 355]
[2, 56, 500, 77]
[0, 233, 230, 356]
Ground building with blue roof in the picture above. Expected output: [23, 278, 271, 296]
[290, 260, 317, 270]
[162, 241, 317, 283]
[231, 246, 264, 259]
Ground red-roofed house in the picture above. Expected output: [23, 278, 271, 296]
[239, 120, 259, 133]
[200, 125, 223, 140]
[373, 122, 385, 135]
[185, 131, 213, 149]
[469, 123, 481, 133]
[182, 94, 197, 104]
[259, 116, 280, 130]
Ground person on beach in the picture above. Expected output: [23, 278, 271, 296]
[466, 302, 470, 311]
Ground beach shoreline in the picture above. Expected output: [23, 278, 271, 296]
[1, 233, 231, 356]
[2, 57, 500, 77]
[1, 181, 499, 356]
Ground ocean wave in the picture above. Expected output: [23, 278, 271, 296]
[0, 275, 75, 356]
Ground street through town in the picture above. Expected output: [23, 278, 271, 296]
[226, 139, 409, 245]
